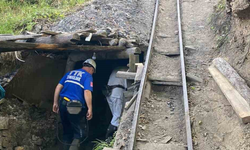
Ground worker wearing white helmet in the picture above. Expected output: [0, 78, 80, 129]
[104, 67, 127, 140]
[53, 58, 96, 150]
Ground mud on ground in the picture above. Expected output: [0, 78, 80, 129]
[0, 98, 57, 150]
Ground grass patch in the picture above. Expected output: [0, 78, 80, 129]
[0, 0, 86, 34]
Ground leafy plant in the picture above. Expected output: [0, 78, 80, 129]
[92, 136, 116, 150]
[0, 0, 86, 34]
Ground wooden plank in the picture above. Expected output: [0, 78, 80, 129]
[0, 35, 42, 41]
[213, 57, 250, 104]
[208, 65, 250, 123]
[157, 51, 180, 56]
[64, 48, 141, 72]
[135, 63, 144, 82]
[151, 81, 182, 86]
[148, 76, 181, 83]
[35, 33, 75, 44]
[116, 71, 136, 80]
[0, 41, 125, 52]
[41, 31, 62, 36]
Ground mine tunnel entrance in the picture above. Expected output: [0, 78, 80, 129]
[72, 59, 129, 149]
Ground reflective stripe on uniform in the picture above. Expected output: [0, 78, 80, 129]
[65, 80, 84, 89]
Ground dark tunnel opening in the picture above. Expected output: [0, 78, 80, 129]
[73, 59, 129, 149]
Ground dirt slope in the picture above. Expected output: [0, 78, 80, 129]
[182, 0, 250, 149]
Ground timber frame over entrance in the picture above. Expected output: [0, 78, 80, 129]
[0, 29, 142, 72]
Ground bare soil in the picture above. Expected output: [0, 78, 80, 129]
[136, 86, 186, 149]
[182, 0, 250, 149]
[0, 98, 57, 150]
[136, 0, 185, 149]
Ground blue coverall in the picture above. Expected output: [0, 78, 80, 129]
[58, 69, 93, 143]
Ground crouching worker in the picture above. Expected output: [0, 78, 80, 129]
[52, 59, 96, 150]
[104, 67, 127, 139]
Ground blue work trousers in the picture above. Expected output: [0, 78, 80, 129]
[59, 98, 87, 144]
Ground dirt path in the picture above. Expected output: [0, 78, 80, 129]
[135, 0, 186, 149]
[182, 0, 250, 149]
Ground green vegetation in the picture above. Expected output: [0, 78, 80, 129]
[0, 0, 86, 34]
[93, 136, 116, 150]
[191, 86, 195, 90]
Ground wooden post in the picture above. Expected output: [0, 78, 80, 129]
[129, 54, 136, 72]
[135, 63, 144, 82]
[0, 41, 125, 52]
[116, 71, 136, 80]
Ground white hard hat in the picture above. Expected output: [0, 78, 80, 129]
[83, 59, 96, 72]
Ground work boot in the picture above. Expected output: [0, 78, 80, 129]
[69, 139, 80, 150]
[105, 124, 117, 139]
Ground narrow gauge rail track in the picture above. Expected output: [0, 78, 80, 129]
[114, 0, 193, 149]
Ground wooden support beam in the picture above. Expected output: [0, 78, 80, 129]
[157, 51, 180, 56]
[151, 81, 182, 86]
[41, 31, 62, 36]
[34, 33, 75, 45]
[116, 71, 136, 80]
[135, 63, 144, 82]
[0, 35, 42, 41]
[148, 76, 182, 86]
[209, 65, 250, 123]
[0, 41, 125, 52]
[213, 57, 250, 104]
[129, 54, 136, 72]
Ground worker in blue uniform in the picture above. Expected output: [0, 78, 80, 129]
[53, 59, 96, 150]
